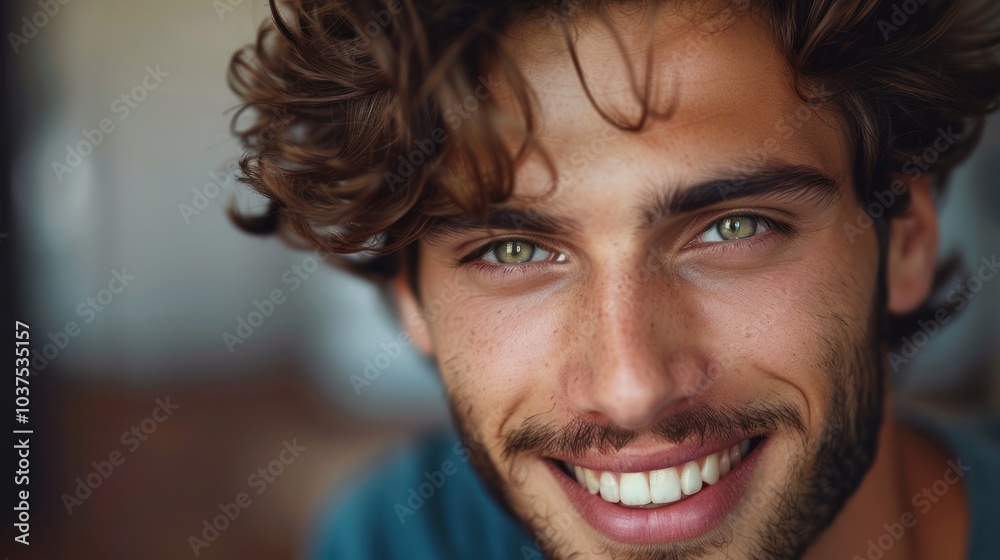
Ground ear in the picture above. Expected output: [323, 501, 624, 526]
[885, 175, 939, 315]
[392, 270, 435, 357]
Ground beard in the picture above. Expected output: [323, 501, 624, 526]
[445, 284, 887, 560]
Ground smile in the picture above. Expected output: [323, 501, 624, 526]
[546, 435, 767, 544]
[560, 437, 761, 507]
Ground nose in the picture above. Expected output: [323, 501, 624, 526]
[568, 264, 701, 430]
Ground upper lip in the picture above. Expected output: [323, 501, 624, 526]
[545, 433, 764, 473]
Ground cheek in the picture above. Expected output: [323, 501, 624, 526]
[690, 226, 878, 425]
[429, 288, 568, 434]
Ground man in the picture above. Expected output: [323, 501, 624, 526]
[227, 0, 1000, 558]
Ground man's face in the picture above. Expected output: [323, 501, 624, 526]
[405, 7, 887, 560]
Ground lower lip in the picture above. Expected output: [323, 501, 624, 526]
[546, 438, 767, 544]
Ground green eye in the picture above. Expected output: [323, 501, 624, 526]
[717, 216, 757, 240]
[477, 238, 565, 265]
[490, 240, 536, 264]
[699, 215, 766, 243]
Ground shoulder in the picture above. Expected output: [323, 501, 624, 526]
[304, 431, 536, 560]
[936, 414, 1000, 560]
[901, 407, 1000, 560]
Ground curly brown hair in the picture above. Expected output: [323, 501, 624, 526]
[226, 0, 1000, 292]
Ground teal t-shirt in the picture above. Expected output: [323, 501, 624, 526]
[307, 433, 538, 559]
[307, 414, 1000, 559]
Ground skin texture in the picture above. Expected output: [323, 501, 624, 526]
[392, 6, 962, 560]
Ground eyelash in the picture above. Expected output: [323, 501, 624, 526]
[455, 212, 794, 279]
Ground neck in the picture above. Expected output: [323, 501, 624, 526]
[804, 399, 968, 560]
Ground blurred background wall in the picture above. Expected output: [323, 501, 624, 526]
[5, 2, 448, 558]
[2, 0, 998, 558]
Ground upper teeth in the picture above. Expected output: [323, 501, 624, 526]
[567, 439, 752, 507]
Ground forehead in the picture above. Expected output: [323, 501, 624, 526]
[494, 6, 850, 205]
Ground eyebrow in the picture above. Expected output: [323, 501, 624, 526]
[639, 164, 841, 228]
[424, 163, 840, 239]
[426, 207, 584, 239]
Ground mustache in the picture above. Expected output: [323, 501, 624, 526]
[502, 399, 805, 460]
